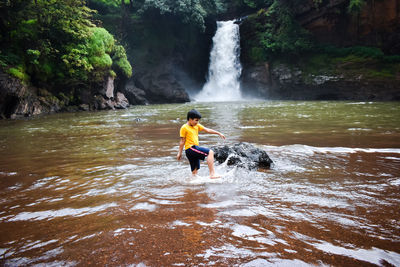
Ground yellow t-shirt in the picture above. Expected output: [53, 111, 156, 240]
[180, 123, 205, 150]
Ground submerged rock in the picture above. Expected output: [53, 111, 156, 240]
[211, 142, 273, 170]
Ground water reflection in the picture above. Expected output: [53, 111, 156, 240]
[206, 101, 243, 142]
[0, 101, 399, 266]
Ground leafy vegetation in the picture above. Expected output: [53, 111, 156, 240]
[0, 0, 131, 91]
[317, 45, 400, 63]
[347, 0, 366, 14]
[241, 0, 313, 63]
[7, 66, 29, 83]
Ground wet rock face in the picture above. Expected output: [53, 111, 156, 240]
[122, 80, 148, 105]
[294, 0, 400, 53]
[0, 71, 45, 119]
[0, 71, 134, 119]
[242, 62, 400, 101]
[241, 63, 271, 98]
[211, 142, 273, 170]
[131, 60, 190, 104]
[80, 75, 132, 110]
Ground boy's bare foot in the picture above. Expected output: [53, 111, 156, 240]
[210, 174, 221, 179]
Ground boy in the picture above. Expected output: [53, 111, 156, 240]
[177, 109, 225, 178]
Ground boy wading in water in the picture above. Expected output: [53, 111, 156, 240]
[177, 109, 226, 178]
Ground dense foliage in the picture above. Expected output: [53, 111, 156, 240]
[0, 0, 131, 90]
[241, 0, 313, 63]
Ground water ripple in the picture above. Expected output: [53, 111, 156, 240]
[7, 203, 117, 221]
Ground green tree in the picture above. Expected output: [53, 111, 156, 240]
[0, 0, 131, 88]
[347, 0, 366, 14]
[138, 0, 208, 31]
[241, 0, 313, 63]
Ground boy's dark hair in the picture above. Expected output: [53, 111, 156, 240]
[187, 109, 202, 120]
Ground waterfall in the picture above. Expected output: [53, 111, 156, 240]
[195, 20, 242, 102]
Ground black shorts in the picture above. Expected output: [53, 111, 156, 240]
[185, 145, 210, 172]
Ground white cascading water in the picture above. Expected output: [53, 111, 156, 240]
[195, 20, 242, 101]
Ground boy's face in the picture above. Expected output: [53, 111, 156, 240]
[188, 118, 200, 126]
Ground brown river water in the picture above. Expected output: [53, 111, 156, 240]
[0, 101, 399, 266]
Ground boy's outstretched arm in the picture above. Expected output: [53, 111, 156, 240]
[203, 127, 226, 140]
[177, 137, 185, 160]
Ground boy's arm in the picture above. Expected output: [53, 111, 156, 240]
[177, 137, 185, 160]
[203, 127, 226, 140]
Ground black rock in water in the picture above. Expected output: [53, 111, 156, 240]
[211, 142, 273, 170]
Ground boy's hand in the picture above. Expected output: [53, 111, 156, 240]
[177, 152, 182, 160]
[219, 133, 226, 140]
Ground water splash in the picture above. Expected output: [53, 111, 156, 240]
[196, 20, 242, 101]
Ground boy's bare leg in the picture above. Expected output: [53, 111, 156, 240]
[192, 169, 198, 176]
[207, 150, 220, 178]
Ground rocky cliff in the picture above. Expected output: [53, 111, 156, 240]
[125, 60, 191, 105]
[0, 64, 191, 119]
[0, 70, 134, 119]
[242, 62, 400, 101]
[0, 71, 58, 119]
[296, 0, 400, 53]
[240, 0, 400, 100]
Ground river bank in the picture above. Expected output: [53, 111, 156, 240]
[0, 68, 190, 119]
[2, 63, 400, 120]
